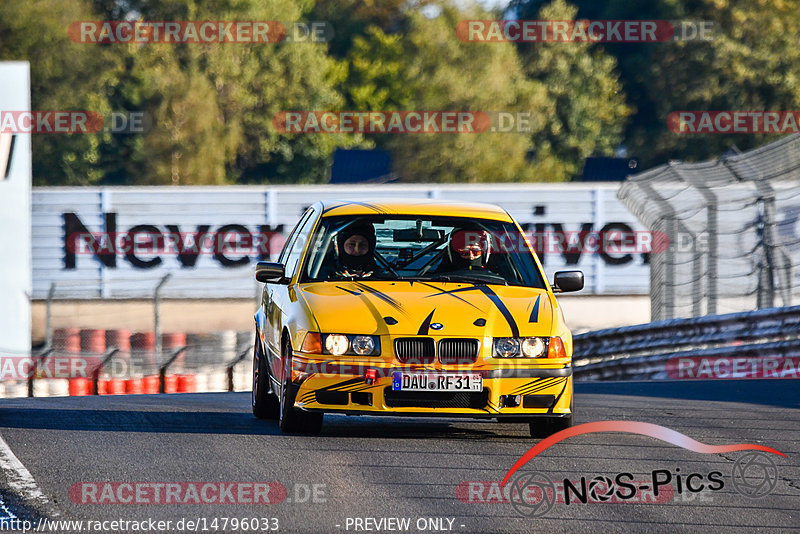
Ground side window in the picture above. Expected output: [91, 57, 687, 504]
[284, 210, 318, 277]
[278, 209, 313, 265]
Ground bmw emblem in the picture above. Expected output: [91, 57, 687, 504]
[430, 323, 444, 330]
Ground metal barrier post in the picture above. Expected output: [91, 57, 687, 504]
[91, 348, 119, 395]
[638, 182, 697, 320]
[158, 346, 187, 393]
[226, 345, 252, 392]
[671, 165, 718, 315]
[154, 274, 171, 361]
[27, 348, 53, 397]
[45, 282, 56, 349]
[724, 150, 793, 308]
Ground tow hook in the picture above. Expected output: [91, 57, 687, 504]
[365, 369, 378, 385]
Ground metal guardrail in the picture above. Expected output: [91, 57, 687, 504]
[575, 338, 800, 381]
[573, 305, 800, 380]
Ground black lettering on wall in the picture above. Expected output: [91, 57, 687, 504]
[63, 212, 116, 269]
[599, 222, 635, 265]
[214, 224, 251, 267]
[165, 224, 211, 268]
[125, 224, 163, 269]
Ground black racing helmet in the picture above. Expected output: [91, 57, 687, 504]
[336, 220, 377, 271]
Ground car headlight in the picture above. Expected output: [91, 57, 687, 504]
[351, 335, 375, 355]
[325, 334, 349, 355]
[322, 334, 381, 356]
[521, 337, 546, 358]
[493, 337, 521, 358]
[493, 337, 550, 358]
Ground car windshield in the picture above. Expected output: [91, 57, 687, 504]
[300, 215, 546, 288]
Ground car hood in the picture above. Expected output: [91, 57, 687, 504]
[298, 280, 554, 337]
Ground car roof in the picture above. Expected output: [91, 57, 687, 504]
[318, 198, 513, 221]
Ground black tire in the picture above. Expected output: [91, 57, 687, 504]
[529, 414, 573, 438]
[252, 333, 279, 419]
[279, 337, 323, 434]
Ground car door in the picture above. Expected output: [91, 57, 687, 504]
[266, 208, 318, 379]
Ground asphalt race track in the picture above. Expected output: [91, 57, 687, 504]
[0, 380, 798, 533]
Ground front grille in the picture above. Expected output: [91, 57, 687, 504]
[384, 388, 489, 409]
[394, 337, 435, 364]
[438, 339, 479, 364]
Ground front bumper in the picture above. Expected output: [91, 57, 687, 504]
[290, 354, 573, 419]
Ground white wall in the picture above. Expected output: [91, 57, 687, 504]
[32, 183, 652, 299]
[0, 62, 33, 352]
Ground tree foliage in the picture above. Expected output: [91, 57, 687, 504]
[520, 0, 631, 179]
[2, 0, 792, 184]
[342, 6, 549, 182]
[515, 0, 800, 165]
[0, 0, 121, 185]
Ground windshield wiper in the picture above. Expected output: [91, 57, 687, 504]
[423, 274, 507, 286]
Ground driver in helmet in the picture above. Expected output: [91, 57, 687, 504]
[333, 220, 379, 279]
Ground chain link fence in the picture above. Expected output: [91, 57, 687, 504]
[0, 274, 259, 397]
[619, 134, 800, 320]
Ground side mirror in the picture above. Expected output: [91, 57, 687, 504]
[553, 270, 584, 293]
[255, 261, 288, 284]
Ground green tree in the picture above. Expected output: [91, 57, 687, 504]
[516, 0, 800, 165]
[0, 0, 121, 185]
[116, 46, 231, 185]
[309, 0, 423, 58]
[520, 0, 631, 179]
[341, 1, 628, 181]
[346, 26, 414, 111]
[634, 0, 800, 163]
[339, 5, 551, 182]
[97, 0, 360, 184]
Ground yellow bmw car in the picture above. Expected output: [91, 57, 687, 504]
[252, 199, 583, 436]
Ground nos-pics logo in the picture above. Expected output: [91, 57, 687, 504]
[502, 421, 784, 518]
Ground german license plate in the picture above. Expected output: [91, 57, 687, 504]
[392, 372, 483, 392]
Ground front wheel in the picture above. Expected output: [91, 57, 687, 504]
[529, 414, 573, 438]
[279, 338, 323, 434]
[252, 333, 279, 419]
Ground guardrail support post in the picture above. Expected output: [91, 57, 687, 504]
[154, 274, 171, 361]
[92, 348, 119, 395]
[27, 348, 53, 397]
[45, 282, 56, 349]
[227, 346, 252, 392]
[159, 346, 187, 393]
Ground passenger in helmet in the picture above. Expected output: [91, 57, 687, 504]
[438, 227, 493, 273]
